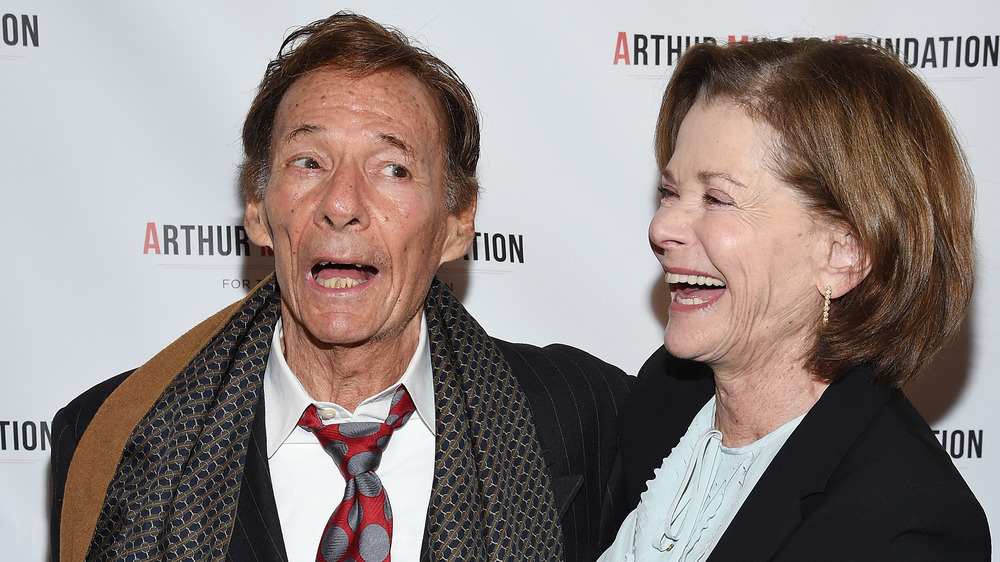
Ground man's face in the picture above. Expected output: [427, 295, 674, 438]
[245, 67, 474, 349]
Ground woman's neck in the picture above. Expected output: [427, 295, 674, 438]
[712, 361, 829, 448]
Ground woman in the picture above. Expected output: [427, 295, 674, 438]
[601, 39, 990, 560]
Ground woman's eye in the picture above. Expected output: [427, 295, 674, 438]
[657, 186, 678, 199]
[291, 157, 321, 169]
[704, 189, 735, 206]
[381, 164, 410, 178]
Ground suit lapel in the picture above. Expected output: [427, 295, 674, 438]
[710, 367, 894, 560]
[228, 393, 289, 562]
[538, 441, 584, 520]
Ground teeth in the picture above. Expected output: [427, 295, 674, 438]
[317, 276, 364, 289]
[676, 295, 709, 305]
[664, 273, 725, 287]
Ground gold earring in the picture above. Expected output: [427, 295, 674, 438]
[822, 286, 832, 325]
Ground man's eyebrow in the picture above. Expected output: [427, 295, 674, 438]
[376, 133, 414, 156]
[283, 123, 326, 143]
[661, 169, 677, 184]
[280, 126, 415, 158]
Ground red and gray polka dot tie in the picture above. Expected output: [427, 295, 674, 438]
[297, 386, 416, 562]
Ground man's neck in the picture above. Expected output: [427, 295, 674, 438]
[281, 318, 422, 411]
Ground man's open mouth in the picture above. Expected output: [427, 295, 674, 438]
[666, 272, 726, 306]
[311, 262, 378, 289]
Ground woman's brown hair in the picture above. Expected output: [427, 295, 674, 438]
[656, 39, 975, 387]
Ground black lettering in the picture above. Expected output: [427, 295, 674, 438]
[0, 421, 8, 449]
[904, 37, 920, 67]
[968, 430, 983, 458]
[491, 233, 507, 262]
[163, 224, 179, 254]
[666, 36, 683, 65]
[180, 225, 195, 255]
[939, 36, 954, 67]
[217, 226, 232, 256]
[633, 34, 648, 66]
[921, 37, 937, 68]
[21, 421, 36, 451]
[462, 232, 524, 263]
[235, 225, 250, 256]
[40, 420, 50, 451]
[12, 421, 18, 449]
[508, 234, 524, 263]
[949, 430, 965, 458]
[985, 36, 999, 66]
[20, 14, 37, 47]
[463, 232, 479, 260]
[198, 225, 213, 256]
[966, 36, 981, 66]
[702, 36, 717, 45]
[2, 14, 17, 46]
[650, 35, 664, 65]
[882, 38, 900, 57]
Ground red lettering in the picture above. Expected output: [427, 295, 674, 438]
[728, 35, 750, 44]
[613, 31, 631, 65]
[143, 222, 161, 254]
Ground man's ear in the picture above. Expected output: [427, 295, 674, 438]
[244, 196, 274, 249]
[440, 197, 477, 265]
[818, 225, 871, 298]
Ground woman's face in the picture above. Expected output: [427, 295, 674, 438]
[650, 99, 832, 375]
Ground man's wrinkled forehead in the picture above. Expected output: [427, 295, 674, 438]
[271, 66, 447, 155]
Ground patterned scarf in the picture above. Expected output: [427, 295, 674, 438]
[60, 275, 562, 561]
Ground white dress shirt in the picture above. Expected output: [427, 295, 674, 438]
[264, 316, 436, 562]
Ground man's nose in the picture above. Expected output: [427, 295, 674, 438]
[315, 166, 370, 230]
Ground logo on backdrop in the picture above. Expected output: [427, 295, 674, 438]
[463, 231, 525, 264]
[0, 419, 50, 451]
[142, 222, 272, 258]
[141, 223, 525, 287]
[933, 428, 985, 460]
[1, 13, 38, 48]
[612, 33, 1000, 69]
[142, 221, 274, 290]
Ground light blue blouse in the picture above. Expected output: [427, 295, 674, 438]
[599, 397, 804, 561]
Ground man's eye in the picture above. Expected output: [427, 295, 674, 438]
[291, 157, 321, 169]
[381, 164, 410, 178]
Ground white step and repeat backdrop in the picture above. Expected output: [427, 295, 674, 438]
[2, 0, 996, 559]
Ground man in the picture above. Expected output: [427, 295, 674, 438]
[51, 12, 632, 562]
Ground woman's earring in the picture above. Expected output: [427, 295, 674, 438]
[822, 286, 832, 325]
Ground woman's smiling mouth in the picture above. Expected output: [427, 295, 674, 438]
[666, 272, 726, 306]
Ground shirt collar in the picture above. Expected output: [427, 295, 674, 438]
[263, 314, 436, 458]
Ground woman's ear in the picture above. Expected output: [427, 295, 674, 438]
[818, 226, 871, 298]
